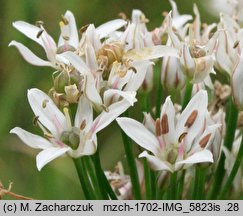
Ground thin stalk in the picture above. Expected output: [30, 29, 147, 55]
[143, 158, 152, 199]
[176, 170, 185, 199]
[219, 135, 243, 199]
[73, 158, 95, 200]
[182, 79, 193, 110]
[121, 112, 142, 199]
[193, 167, 206, 200]
[168, 172, 177, 200]
[84, 157, 103, 199]
[92, 148, 113, 200]
[208, 98, 238, 199]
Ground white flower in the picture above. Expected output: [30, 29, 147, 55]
[165, 9, 215, 85]
[232, 55, 243, 109]
[10, 88, 136, 171]
[9, 11, 78, 68]
[117, 90, 221, 172]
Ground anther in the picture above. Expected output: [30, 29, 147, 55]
[178, 132, 187, 143]
[80, 120, 86, 130]
[161, 114, 169, 134]
[32, 116, 39, 126]
[42, 99, 49, 108]
[155, 118, 162, 136]
[199, 133, 211, 148]
[36, 29, 44, 38]
[184, 110, 198, 128]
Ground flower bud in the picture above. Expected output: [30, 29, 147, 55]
[53, 70, 82, 93]
[97, 42, 124, 69]
[60, 127, 80, 150]
[232, 56, 243, 109]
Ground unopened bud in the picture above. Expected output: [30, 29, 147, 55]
[60, 127, 80, 150]
[97, 42, 124, 68]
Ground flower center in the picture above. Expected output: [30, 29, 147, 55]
[60, 127, 80, 150]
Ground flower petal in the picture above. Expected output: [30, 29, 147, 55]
[28, 88, 67, 138]
[10, 127, 52, 149]
[36, 147, 70, 171]
[161, 96, 177, 144]
[60, 51, 89, 74]
[123, 45, 179, 61]
[103, 89, 137, 107]
[139, 151, 173, 172]
[85, 73, 103, 108]
[124, 60, 152, 91]
[116, 117, 160, 155]
[177, 90, 208, 151]
[74, 95, 93, 132]
[13, 21, 44, 46]
[58, 10, 79, 48]
[9, 41, 53, 67]
[176, 149, 213, 165]
[90, 98, 136, 134]
[96, 19, 127, 39]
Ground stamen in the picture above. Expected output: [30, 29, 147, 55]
[42, 99, 49, 108]
[79, 24, 89, 34]
[161, 114, 169, 134]
[199, 133, 211, 148]
[63, 107, 72, 130]
[80, 120, 86, 130]
[62, 36, 70, 41]
[184, 110, 198, 128]
[36, 29, 44, 38]
[128, 66, 137, 73]
[178, 132, 187, 143]
[233, 40, 239, 49]
[155, 118, 162, 136]
[35, 21, 44, 27]
[61, 15, 69, 25]
[32, 116, 39, 126]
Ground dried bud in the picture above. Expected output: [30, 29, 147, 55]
[60, 127, 80, 150]
[53, 70, 82, 93]
[65, 84, 80, 103]
[97, 42, 124, 68]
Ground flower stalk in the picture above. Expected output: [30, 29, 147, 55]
[219, 135, 243, 199]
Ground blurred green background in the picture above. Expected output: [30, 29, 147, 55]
[0, 0, 215, 199]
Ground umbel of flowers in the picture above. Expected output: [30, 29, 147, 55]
[8, 0, 243, 200]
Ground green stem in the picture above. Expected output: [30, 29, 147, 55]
[121, 113, 142, 200]
[208, 98, 238, 199]
[176, 170, 185, 199]
[219, 135, 243, 199]
[193, 167, 206, 200]
[73, 158, 95, 200]
[182, 79, 193, 110]
[92, 149, 117, 200]
[84, 157, 103, 199]
[143, 158, 152, 199]
[168, 172, 177, 200]
[92, 151, 109, 199]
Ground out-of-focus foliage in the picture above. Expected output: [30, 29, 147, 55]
[0, 0, 214, 199]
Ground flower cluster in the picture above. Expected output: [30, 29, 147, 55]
[8, 0, 243, 200]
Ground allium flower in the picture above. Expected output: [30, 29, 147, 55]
[117, 90, 221, 172]
[214, 13, 240, 75]
[165, 8, 215, 85]
[10, 88, 136, 171]
[9, 11, 78, 68]
[9, 10, 126, 70]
